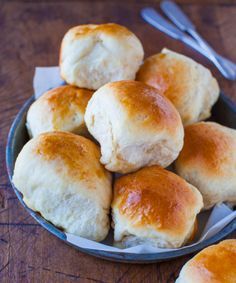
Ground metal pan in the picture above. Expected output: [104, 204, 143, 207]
[6, 93, 236, 263]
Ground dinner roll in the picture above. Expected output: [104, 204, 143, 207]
[176, 239, 236, 283]
[60, 23, 144, 90]
[137, 48, 220, 125]
[26, 85, 93, 138]
[85, 80, 184, 174]
[175, 122, 236, 209]
[112, 166, 203, 248]
[12, 132, 112, 241]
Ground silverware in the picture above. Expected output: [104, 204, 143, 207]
[160, 0, 236, 80]
[141, 6, 236, 80]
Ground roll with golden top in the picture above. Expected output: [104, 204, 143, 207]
[13, 131, 112, 242]
[175, 122, 236, 209]
[85, 80, 184, 174]
[137, 48, 220, 125]
[176, 240, 236, 283]
[112, 166, 203, 248]
[26, 85, 93, 138]
[60, 23, 144, 90]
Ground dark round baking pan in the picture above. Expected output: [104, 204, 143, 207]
[6, 93, 236, 263]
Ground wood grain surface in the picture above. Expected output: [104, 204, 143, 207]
[0, 1, 235, 282]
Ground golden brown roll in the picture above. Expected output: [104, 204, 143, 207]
[175, 122, 236, 209]
[60, 23, 144, 90]
[85, 80, 184, 174]
[112, 166, 203, 248]
[26, 85, 93, 138]
[13, 131, 112, 241]
[176, 239, 236, 283]
[137, 48, 220, 125]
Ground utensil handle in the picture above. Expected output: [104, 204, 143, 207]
[190, 29, 236, 75]
[141, 8, 235, 80]
[141, 7, 184, 40]
[141, 8, 213, 58]
[161, 0, 228, 60]
[160, 0, 195, 31]
[160, 0, 236, 79]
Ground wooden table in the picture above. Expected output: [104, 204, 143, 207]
[0, 1, 235, 282]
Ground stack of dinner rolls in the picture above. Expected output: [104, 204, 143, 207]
[13, 23, 236, 251]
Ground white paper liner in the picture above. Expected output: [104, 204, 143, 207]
[33, 67, 236, 254]
[34, 67, 64, 98]
[66, 204, 235, 254]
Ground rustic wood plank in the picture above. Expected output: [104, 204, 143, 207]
[0, 1, 235, 282]
[3, 0, 236, 5]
